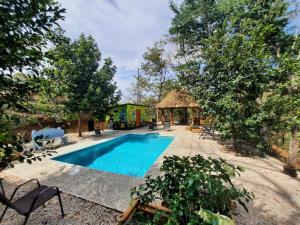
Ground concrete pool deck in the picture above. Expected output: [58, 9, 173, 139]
[2, 126, 300, 225]
[3, 126, 197, 211]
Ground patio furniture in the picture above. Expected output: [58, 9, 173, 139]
[88, 120, 101, 136]
[94, 127, 101, 135]
[152, 119, 157, 127]
[199, 124, 215, 139]
[0, 179, 64, 225]
[163, 122, 171, 130]
[148, 119, 157, 130]
[0, 179, 5, 197]
[148, 122, 155, 130]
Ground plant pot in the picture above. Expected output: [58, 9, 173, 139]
[192, 128, 202, 133]
[116, 199, 139, 225]
[185, 126, 192, 131]
[283, 165, 297, 178]
[117, 200, 171, 225]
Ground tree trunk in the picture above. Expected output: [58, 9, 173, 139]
[233, 136, 238, 152]
[288, 125, 299, 168]
[231, 124, 238, 152]
[78, 112, 82, 137]
[281, 133, 285, 145]
[191, 108, 194, 128]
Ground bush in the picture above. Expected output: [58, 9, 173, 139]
[131, 155, 253, 225]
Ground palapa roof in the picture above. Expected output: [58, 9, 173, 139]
[156, 90, 200, 109]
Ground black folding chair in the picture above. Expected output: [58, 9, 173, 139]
[199, 124, 215, 139]
[0, 179, 64, 225]
[88, 120, 101, 136]
[152, 119, 157, 127]
[148, 122, 155, 130]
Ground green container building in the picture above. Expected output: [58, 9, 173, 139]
[110, 104, 150, 130]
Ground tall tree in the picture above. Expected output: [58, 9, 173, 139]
[141, 41, 176, 101]
[129, 69, 148, 104]
[263, 34, 300, 169]
[0, 0, 65, 112]
[170, 0, 294, 154]
[47, 33, 121, 136]
[0, 0, 65, 168]
[287, 35, 300, 169]
[86, 57, 121, 121]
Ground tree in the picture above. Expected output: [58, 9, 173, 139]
[86, 57, 121, 121]
[0, 0, 65, 114]
[170, 0, 294, 154]
[263, 35, 300, 169]
[169, 0, 222, 61]
[287, 37, 300, 169]
[0, 0, 65, 168]
[128, 69, 148, 104]
[141, 41, 176, 101]
[47, 33, 121, 136]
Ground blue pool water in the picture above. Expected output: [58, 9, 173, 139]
[53, 133, 174, 177]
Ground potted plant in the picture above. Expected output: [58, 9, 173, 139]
[118, 155, 253, 224]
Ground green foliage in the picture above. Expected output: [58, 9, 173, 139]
[198, 209, 235, 225]
[263, 37, 300, 165]
[169, 0, 222, 57]
[0, 131, 25, 168]
[46, 32, 121, 135]
[86, 57, 121, 121]
[264, 42, 300, 128]
[170, 0, 297, 154]
[46, 33, 101, 112]
[129, 70, 149, 104]
[0, 0, 65, 169]
[0, 0, 65, 74]
[140, 41, 178, 101]
[131, 155, 253, 225]
[1, 112, 39, 130]
[0, 122, 57, 169]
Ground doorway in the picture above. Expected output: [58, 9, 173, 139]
[135, 109, 141, 127]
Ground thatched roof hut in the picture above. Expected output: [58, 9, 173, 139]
[155, 90, 200, 125]
[156, 90, 199, 109]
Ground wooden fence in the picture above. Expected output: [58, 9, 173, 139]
[13, 120, 107, 141]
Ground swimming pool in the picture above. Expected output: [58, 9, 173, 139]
[53, 133, 174, 177]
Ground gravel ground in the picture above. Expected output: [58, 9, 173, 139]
[0, 174, 121, 225]
[0, 174, 267, 225]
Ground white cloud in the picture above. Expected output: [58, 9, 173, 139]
[58, 0, 181, 100]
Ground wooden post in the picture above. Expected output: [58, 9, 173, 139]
[197, 108, 200, 125]
[162, 109, 165, 125]
[191, 108, 194, 127]
[170, 108, 174, 125]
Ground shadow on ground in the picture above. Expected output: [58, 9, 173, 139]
[0, 174, 120, 225]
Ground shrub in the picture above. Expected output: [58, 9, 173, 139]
[131, 155, 253, 225]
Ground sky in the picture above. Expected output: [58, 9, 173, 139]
[58, 0, 181, 102]
[57, 0, 299, 102]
